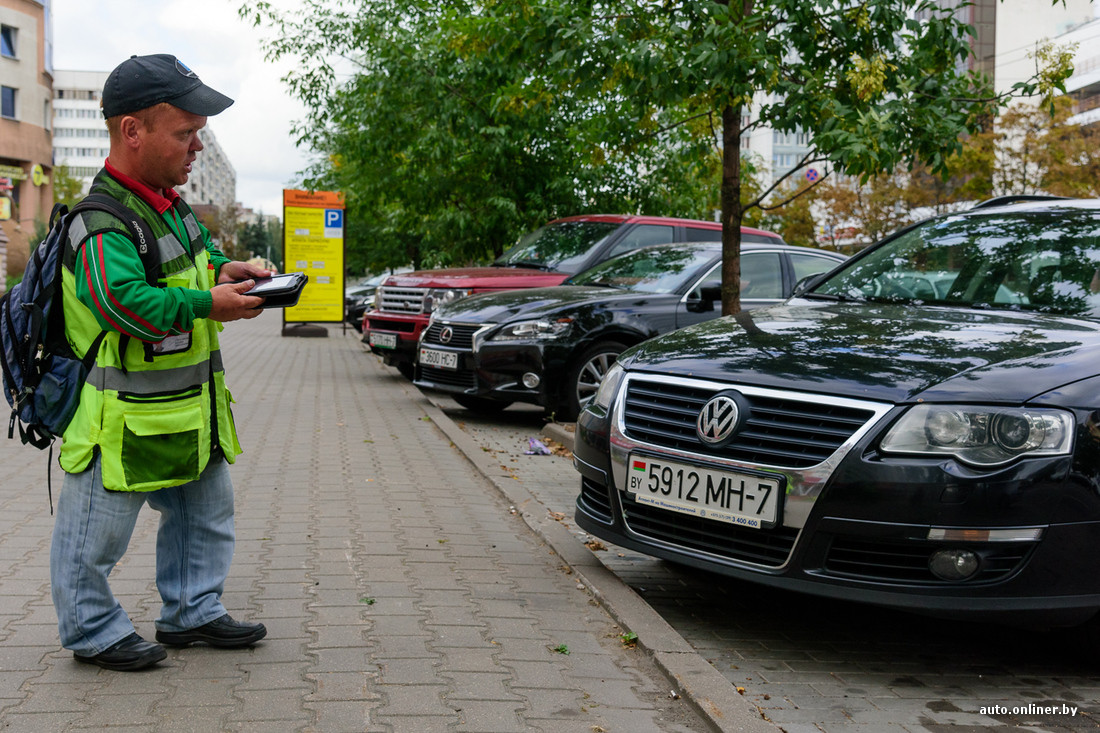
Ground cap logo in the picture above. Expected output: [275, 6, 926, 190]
[175, 59, 198, 79]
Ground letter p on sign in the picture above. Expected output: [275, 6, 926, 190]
[324, 209, 344, 238]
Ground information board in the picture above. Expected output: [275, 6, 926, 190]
[282, 189, 345, 323]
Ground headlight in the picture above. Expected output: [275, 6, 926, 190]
[372, 290, 381, 309]
[424, 288, 471, 313]
[592, 362, 625, 411]
[880, 404, 1074, 467]
[491, 318, 574, 341]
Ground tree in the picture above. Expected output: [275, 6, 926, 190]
[52, 164, 84, 209]
[239, 213, 276, 263]
[994, 96, 1100, 198]
[194, 204, 248, 261]
[241, 0, 716, 273]
[485, 0, 1071, 314]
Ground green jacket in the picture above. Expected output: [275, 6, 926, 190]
[59, 165, 242, 491]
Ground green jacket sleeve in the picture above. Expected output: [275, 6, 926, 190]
[74, 230, 213, 341]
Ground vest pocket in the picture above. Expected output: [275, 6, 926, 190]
[118, 401, 203, 490]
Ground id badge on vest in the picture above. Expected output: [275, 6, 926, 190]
[152, 333, 192, 356]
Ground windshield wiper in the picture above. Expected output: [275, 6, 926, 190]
[802, 291, 864, 303]
[580, 281, 628, 290]
[491, 260, 554, 271]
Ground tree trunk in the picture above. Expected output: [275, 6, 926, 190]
[720, 103, 743, 316]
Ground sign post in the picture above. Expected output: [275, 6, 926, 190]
[281, 189, 346, 337]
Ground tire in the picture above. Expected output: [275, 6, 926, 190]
[558, 341, 627, 421]
[453, 394, 512, 414]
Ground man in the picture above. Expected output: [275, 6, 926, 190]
[50, 54, 268, 671]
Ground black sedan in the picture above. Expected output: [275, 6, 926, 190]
[573, 196, 1100, 637]
[414, 242, 846, 419]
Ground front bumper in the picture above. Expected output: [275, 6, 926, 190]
[363, 310, 426, 365]
[414, 340, 571, 407]
[573, 374, 1100, 626]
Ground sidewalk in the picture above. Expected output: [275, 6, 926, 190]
[0, 311, 762, 732]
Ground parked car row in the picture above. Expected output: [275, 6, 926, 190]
[572, 196, 1100, 641]
[361, 214, 787, 378]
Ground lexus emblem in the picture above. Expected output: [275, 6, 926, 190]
[439, 326, 453, 344]
[696, 395, 741, 445]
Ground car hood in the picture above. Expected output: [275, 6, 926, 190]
[434, 285, 644, 323]
[626, 300, 1100, 404]
[385, 267, 569, 289]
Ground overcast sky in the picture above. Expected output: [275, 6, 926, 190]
[51, 0, 315, 217]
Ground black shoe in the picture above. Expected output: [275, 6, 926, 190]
[155, 614, 267, 648]
[74, 633, 167, 671]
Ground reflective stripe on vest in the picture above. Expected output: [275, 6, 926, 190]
[87, 350, 224, 393]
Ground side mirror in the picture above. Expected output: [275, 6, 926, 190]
[792, 272, 826, 297]
[686, 284, 721, 312]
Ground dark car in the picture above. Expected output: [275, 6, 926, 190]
[573, 197, 1100, 638]
[415, 243, 846, 419]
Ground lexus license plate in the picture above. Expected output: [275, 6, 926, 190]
[419, 347, 459, 370]
[625, 455, 781, 528]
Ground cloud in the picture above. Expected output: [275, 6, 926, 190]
[51, 0, 313, 215]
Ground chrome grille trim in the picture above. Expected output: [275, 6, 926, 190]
[607, 373, 894, 569]
[377, 286, 428, 314]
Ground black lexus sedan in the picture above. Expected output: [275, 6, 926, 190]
[573, 196, 1100, 636]
[414, 242, 846, 419]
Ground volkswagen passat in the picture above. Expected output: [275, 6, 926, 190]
[573, 197, 1100, 636]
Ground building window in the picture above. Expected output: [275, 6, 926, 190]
[1, 26, 16, 59]
[1, 86, 16, 119]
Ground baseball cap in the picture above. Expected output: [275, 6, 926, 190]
[102, 54, 234, 118]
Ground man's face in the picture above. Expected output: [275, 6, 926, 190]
[135, 105, 207, 191]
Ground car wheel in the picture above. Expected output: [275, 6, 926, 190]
[559, 341, 626, 421]
[453, 394, 512, 413]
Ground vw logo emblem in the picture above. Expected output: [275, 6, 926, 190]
[696, 394, 741, 445]
[439, 326, 453, 344]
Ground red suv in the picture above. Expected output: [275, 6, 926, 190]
[362, 214, 785, 377]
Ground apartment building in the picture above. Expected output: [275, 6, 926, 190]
[0, 0, 53, 285]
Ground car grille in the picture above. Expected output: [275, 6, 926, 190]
[621, 378, 878, 469]
[578, 476, 614, 523]
[377, 286, 428, 314]
[419, 365, 477, 389]
[621, 493, 799, 567]
[365, 317, 417, 333]
[423, 323, 480, 350]
[824, 537, 1033, 584]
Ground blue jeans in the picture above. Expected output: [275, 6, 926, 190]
[50, 455, 235, 655]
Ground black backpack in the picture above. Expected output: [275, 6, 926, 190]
[1, 193, 152, 449]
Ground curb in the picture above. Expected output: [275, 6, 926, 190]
[410, 389, 779, 733]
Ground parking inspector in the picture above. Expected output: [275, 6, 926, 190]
[50, 54, 269, 671]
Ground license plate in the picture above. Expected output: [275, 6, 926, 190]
[419, 347, 459, 370]
[368, 332, 397, 349]
[625, 455, 781, 529]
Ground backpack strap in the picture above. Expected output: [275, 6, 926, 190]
[67, 194, 160, 371]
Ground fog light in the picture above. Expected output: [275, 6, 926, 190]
[522, 372, 541, 389]
[929, 549, 980, 580]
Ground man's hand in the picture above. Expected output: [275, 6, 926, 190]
[217, 260, 273, 284]
[209, 280, 265, 322]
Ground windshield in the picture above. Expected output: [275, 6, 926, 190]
[495, 221, 620, 272]
[812, 210, 1100, 318]
[569, 245, 718, 294]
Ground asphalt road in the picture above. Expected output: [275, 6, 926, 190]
[415, 380, 1100, 733]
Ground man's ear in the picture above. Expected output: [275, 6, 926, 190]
[118, 115, 143, 149]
